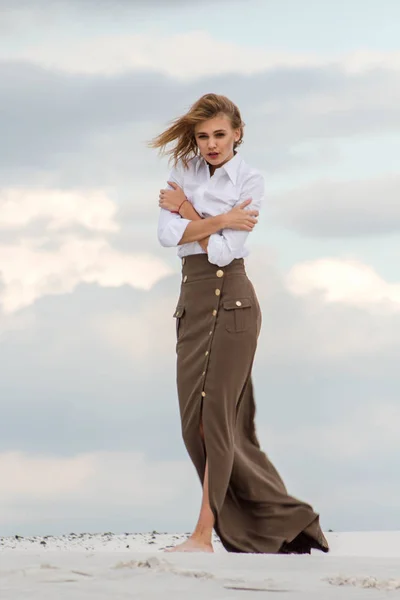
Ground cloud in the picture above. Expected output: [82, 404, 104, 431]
[0, 0, 216, 7]
[0, 187, 118, 232]
[0, 0, 198, 18]
[257, 398, 400, 531]
[2, 32, 321, 78]
[1, 48, 400, 192]
[261, 401, 400, 464]
[3, 30, 400, 79]
[0, 236, 172, 313]
[0, 277, 182, 461]
[0, 250, 399, 533]
[0, 451, 94, 499]
[245, 252, 400, 368]
[0, 0, 398, 539]
[90, 301, 177, 362]
[286, 258, 400, 312]
[0, 450, 196, 535]
[0, 0, 233, 32]
[0, 186, 172, 313]
[0, 20, 399, 530]
[1, 250, 399, 447]
[271, 174, 400, 237]
[0, 450, 191, 506]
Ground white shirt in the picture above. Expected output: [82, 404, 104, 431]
[157, 152, 264, 267]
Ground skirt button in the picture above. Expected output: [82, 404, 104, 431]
[216, 269, 224, 278]
[215, 289, 221, 296]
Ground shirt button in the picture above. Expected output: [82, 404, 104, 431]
[183, 275, 188, 283]
[236, 300, 242, 307]
[216, 269, 224, 278]
[212, 309, 217, 316]
[215, 289, 221, 296]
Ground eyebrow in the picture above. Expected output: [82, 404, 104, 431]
[195, 129, 227, 135]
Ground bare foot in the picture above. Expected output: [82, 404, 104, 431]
[165, 537, 214, 553]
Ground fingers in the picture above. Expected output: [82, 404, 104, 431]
[240, 198, 252, 208]
[244, 216, 258, 230]
[233, 220, 257, 231]
[159, 189, 170, 201]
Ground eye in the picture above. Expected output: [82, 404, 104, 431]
[197, 133, 225, 139]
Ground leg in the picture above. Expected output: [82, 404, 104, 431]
[192, 459, 215, 543]
[166, 422, 215, 553]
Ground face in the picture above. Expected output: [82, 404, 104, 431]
[194, 114, 241, 168]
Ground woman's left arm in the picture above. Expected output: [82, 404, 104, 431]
[206, 172, 264, 267]
[159, 180, 209, 251]
[178, 201, 209, 252]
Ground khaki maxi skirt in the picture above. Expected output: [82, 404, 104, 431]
[173, 254, 329, 554]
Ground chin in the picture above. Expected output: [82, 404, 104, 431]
[205, 154, 225, 165]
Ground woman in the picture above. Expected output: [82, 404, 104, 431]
[150, 93, 329, 555]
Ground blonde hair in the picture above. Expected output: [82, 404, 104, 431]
[148, 93, 245, 169]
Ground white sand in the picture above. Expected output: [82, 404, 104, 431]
[2, 531, 400, 599]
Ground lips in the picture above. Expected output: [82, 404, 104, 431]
[208, 153, 219, 158]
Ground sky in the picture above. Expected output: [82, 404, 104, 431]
[0, 0, 399, 537]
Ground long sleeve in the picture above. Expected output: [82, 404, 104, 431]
[157, 163, 191, 248]
[207, 171, 264, 267]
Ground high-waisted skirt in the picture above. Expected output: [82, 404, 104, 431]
[173, 254, 329, 554]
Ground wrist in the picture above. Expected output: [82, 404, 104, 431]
[177, 197, 188, 214]
[217, 214, 227, 229]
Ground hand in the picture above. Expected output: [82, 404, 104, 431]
[158, 181, 187, 213]
[223, 199, 259, 231]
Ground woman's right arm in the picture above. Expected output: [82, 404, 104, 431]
[178, 201, 210, 251]
[177, 209, 225, 245]
[158, 199, 258, 247]
[178, 199, 258, 245]
[157, 164, 213, 248]
[158, 206, 227, 246]
[157, 206, 225, 248]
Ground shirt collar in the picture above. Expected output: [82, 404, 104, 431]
[195, 152, 242, 184]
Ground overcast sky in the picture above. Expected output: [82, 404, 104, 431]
[1, 0, 399, 537]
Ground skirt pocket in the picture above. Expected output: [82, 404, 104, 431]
[173, 304, 185, 339]
[222, 297, 252, 333]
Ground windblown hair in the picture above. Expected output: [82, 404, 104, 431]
[148, 93, 245, 169]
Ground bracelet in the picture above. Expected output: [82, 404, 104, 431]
[178, 197, 188, 214]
